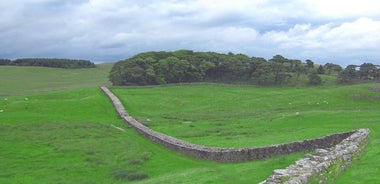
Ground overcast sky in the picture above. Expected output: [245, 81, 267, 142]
[1, 0, 380, 65]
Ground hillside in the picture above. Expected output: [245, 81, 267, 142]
[1, 64, 379, 183]
[0, 63, 113, 96]
[111, 83, 380, 183]
[0, 66, 303, 183]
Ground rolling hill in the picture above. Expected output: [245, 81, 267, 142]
[1, 64, 379, 183]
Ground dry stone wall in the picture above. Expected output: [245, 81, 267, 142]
[101, 86, 357, 162]
[260, 128, 370, 184]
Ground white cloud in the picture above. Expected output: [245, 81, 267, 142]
[259, 17, 380, 64]
[263, 18, 380, 51]
[303, 0, 380, 19]
[0, 0, 379, 65]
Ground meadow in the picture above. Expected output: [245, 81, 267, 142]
[0, 65, 303, 183]
[1, 64, 379, 183]
[112, 83, 380, 183]
[0, 63, 112, 96]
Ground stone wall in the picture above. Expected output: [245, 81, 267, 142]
[100, 86, 357, 162]
[260, 128, 370, 184]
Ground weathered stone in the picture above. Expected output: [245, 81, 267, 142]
[261, 128, 370, 184]
[273, 169, 289, 176]
[315, 148, 328, 154]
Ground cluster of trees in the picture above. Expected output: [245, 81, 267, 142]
[338, 63, 380, 83]
[0, 58, 95, 69]
[110, 50, 328, 86]
[110, 50, 380, 86]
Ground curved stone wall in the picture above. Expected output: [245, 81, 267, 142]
[101, 86, 357, 162]
[260, 128, 370, 184]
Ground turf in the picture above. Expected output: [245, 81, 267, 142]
[0, 88, 304, 183]
[0, 65, 304, 183]
[0, 63, 112, 97]
[111, 83, 380, 183]
[1, 64, 379, 183]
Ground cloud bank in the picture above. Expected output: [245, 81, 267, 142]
[1, 0, 379, 65]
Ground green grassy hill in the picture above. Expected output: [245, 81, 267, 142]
[1, 64, 379, 183]
[112, 83, 380, 183]
[0, 65, 302, 183]
[0, 63, 113, 96]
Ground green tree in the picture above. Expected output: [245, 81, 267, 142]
[122, 60, 147, 85]
[338, 65, 358, 83]
[374, 67, 380, 81]
[317, 65, 325, 74]
[110, 50, 351, 86]
[248, 57, 267, 80]
[308, 71, 322, 85]
[10, 58, 95, 68]
[109, 62, 125, 86]
[269, 55, 291, 85]
[289, 59, 302, 72]
[294, 62, 306, 80]
[145, 66, 158, 84]
[359, 63, 376, 80]
[199, 60, 215, 80]
[0, 58, 11, 65]
[157, 56, 190, 83]
[324, 63, 343, 75]
[255, 61, 275, 85]
[305, 59, 314, 74]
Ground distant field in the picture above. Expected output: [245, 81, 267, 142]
[112, 83, 380, 183]
[0, 63, 113, 96]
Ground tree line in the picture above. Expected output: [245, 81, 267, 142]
[338, 63, 380, 83]
[110, 50, 379, 86]
[0, 58, 95, 69]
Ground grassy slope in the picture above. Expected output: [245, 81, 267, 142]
[0, 63, 112, 97]
[112, 83, 380, 183]
[0, 65, 303, 183]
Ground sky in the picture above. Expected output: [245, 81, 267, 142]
[1, 0, 380, 66]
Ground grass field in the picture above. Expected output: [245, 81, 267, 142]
[1, 64, 379, 183]
[0, 63, 112, 96]
[0, 65, 305, 183]
[111, 83, 380, 183]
